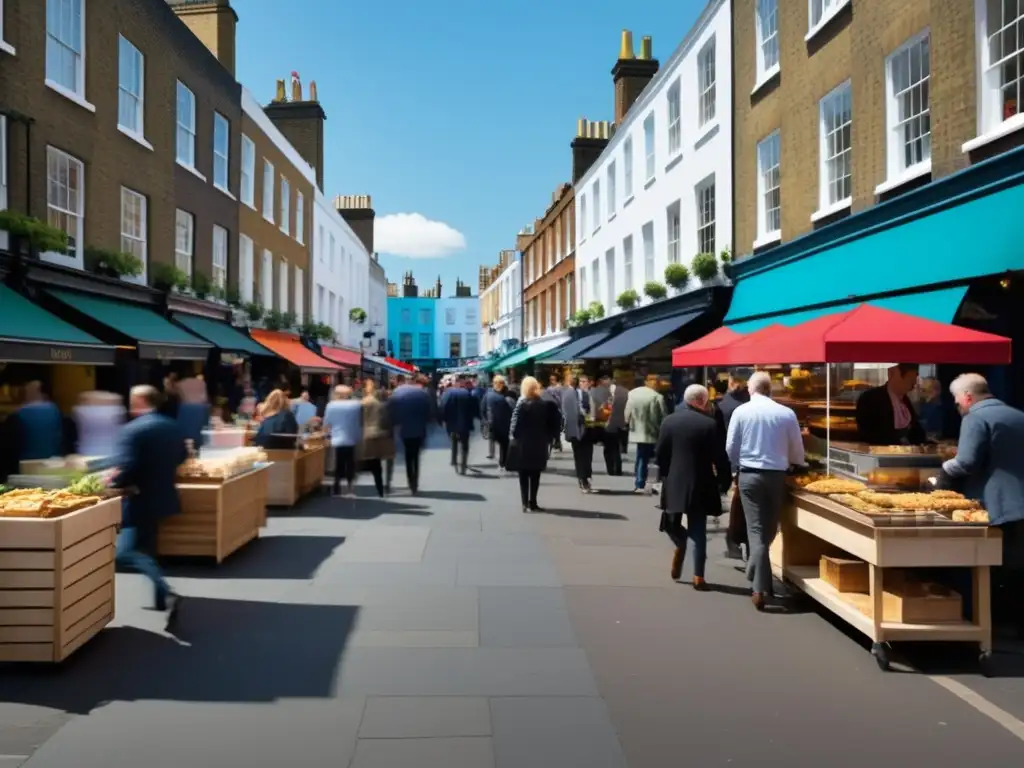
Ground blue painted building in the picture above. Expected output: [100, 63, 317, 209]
[387, 296, 436, 364]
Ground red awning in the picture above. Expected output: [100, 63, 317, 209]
[672, 327, 742, 367]
[723, 305, 1012, 366]
[679, 324, 787, 367]
[384, 357, 415, 372]
[249, 330, 342, 373]
[321, 345, 361, 367]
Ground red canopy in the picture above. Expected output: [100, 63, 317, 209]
[678, 324, 788, 367]
[384, 356, 416, 372]
[672, 327, 741, 367]
[723, 304, 1012, 366]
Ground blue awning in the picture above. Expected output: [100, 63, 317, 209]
[725, 177, 1024, 328]
[727, 286, 969, 334]
[539, 331, 610, 363]
[581, 311, 702, 359]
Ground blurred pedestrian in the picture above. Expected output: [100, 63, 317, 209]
[509, 376, 562, 512]
[441, 375, 478, 474]
[482, 375, 514, 471]
[323, 385, 363, 496]
[359, 380, 395, 498]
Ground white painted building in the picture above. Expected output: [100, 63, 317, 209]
[575, 1, 732, 318]
[479, 252, 522, 355]
[434, 296, 480, 360]
[368, 255, 388, 356]
[312, 190, 369, 349]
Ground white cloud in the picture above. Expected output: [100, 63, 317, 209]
[374, 213, 467, 259]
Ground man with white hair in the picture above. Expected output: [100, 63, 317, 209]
[655, 383, 732, 588]
[726, 371, 805, 610]
[942, 373, 1024, 635]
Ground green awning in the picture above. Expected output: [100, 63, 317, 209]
[494, 346, 533, 369]
[727, 287, 969, 334]
[172, 313, 275, 356]
[48, 289, 211, 361]
[0, 285, 115, 365]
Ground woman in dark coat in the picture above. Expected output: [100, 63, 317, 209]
[253, 389, 300, 450]
[482, 375, 515, 470]
[509, 376, 563, 512]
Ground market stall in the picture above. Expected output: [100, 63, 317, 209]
[675, 304, 1013, 672]
[0, 481, 121, 662]
[160, 447, 270, 562]
[264, 437, 328, 507]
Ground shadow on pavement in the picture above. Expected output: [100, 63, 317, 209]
[163, 536, 347, 580]
[0, 597, 359, 714]
[277, 494, 434, 522]
[530, 508, 628, 521]
[887, 641, 1024, 678]
[405, 489, 487, 502]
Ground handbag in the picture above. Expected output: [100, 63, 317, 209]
[726, 475, 748, 548]
[505, 439, 523, 472]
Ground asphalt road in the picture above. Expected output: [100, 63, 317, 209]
[0, 429, 1022, 767]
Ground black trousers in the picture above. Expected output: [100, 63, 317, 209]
[494, 435, 509, 469]
[619, 431, 629, 454]
[403, 437, 423, 491]
[603, 433, 623, 476]
[518, 471, 540, 507]
[569, 438, 593, 482]
[365, 458, 385, 497]
[450, 432, 469, 470]
[333, 445, 356, 492]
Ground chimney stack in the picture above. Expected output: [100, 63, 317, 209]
[570, 118, 614, 183]
[612, 30, 659, 125]
[169, 0, 238, 77]
[264, 72, 327, 191]
[333, 194, 375, 255]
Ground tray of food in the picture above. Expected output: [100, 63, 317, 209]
[0, 488, 103, 519]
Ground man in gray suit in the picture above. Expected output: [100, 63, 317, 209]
[561, 373, 594, 492]
[942, 373, 1024, 635]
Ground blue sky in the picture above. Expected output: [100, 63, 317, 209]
[236, 0, 705, 295]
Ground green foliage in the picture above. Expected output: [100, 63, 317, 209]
[263, 309, 285, 331]
[84, 246, 144, 277]
[587, 301, 605, 320]
[281, 311, 297, 329]
[568, 308, 592, 328]
[691, 252, 719, 282]
[191, 270, 212, 298]
[349, 307, 367, 324]
[151, 263, 190, 292]
[616, 289, 639, 310]
[243, 301, 264, 322]
[644, 281, 667, 300]
[0, 210, 69, 253]
[664, 263, 690, 290]
[224, 284, 241, 306]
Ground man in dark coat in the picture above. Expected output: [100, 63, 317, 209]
[542, 374, 564, 453]
[718, 374, 750, 435]
[655, 383, 732, 589]
[482, 375, 515, 470]
[113, 385, 188, 624]
[440, 376, 478, 474]
[855, 363, 927, 445]
[388, 376, 434, 493]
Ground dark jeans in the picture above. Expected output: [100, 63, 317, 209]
[619, 431, 629, 454]
[333, 445, 356, 493]
[494, 436, 509, 469]
[403, 437, 423, 491]
[115, 516, 171, 606]
[518, 471, 540, 507]
[385, 457, 394, 488]
[738, 469, 787, 594]
[634, 442, 655, 489]
[603, 433, 623, 476]
[450, 432, 469, 471]
[366, 458, 385, 497]
[662, 512, 708, 578]
[569, 437, 593, 482]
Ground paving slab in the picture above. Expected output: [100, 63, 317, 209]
[456, 561, 561, 588]
[478, 587, 577, 647]
[333, 525, 430, 563]
[357, 696, 491, 738]
[348, 630, 479, 648]
[311, 560, 459, 587]
[349, 736, 494, 768]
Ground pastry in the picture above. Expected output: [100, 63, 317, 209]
[804, 478, 867, 494]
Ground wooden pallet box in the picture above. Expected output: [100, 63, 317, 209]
[819, 556, 869, 593]
[0, 496, 121, 662]
[264, 446, 326, 506]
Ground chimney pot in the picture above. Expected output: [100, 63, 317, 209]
[309, 80, 318, 101]
[639, 36, 653, 60]
[274, 79, 286, 102]
[618, 30, 635, 61]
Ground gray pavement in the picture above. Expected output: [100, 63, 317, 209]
[1, 430, 1023, 766]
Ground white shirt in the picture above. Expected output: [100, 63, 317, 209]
[73, 404, 127, 458]
[726, 393, 805, 472]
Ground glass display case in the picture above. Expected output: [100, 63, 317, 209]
[825, 441, 956, 491]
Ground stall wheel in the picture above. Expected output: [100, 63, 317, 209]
[979, 650, 995, 678]
[871, 642, 891, 672]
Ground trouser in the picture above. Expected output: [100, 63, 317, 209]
[403, 437, 423, 491]
[488, 436, 496, 459]
[494, 435, 509, 469]
[333, 445, 356, 493]
[385, 457, 394, 488]
[365, 458, 385, 497]
[634, 443, 655, 489]
[619, 431, 629, 455]
[450, 432, 469, 471]
[569, 437, 593, 482]
[116, 516, 171, 606]
[603, 432, 623, 476]
[738, 469, 787, 594]
[662, 512, 708, 578]
[518, 470, 541, 507]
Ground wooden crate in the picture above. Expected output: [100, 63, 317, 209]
[160, 465, 269, 563]
[0, 496, 121, 662]
[298, 445, 327, 497]
[847, 576, 964, 624]
[264, 446, 326, 506]
[819, 556, 869, 593]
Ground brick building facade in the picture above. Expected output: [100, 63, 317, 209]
[521, 182, 577, 343]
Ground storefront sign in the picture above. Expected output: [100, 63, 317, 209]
[137, 342, 210, 361]
[0, 340, 115, 366]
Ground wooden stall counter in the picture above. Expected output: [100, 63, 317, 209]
[771, 491, 1002, 672]
[264, 444, 328, 507]
[0, 496, 121, 662]
[160, 464, 270, 563]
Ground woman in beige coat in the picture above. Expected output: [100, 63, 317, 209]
[359, 380, 396, 497]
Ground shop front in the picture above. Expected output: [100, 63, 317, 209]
[248, 330, 342, 399]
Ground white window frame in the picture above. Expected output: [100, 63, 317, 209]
[605, 248, 615, 312]
[239, 233, 254, 303]
[119, 187, 147, 283]
[579, 266, 587, 307]
[696, 177, 716, 256]
[623, 236, 634, 291]
[279, 258, 289, 313]
[807, 0, 850, 40]
[643, 114, 656, 181]
[591, 180, 601, 233]
[563, 209, 571, 254]
[262, 160, 274, 222]
[590, 260, 600, 307]
[623, 137, 634, 198]
[213, 112, 230, 193]
[642, 222, 655, 282]
[175, 209, 194, 278]
[294, 265, 304, 321]
[667, 79, 682, 156]
[117, 35, 145, 140]
[818, 80, 853, 212]
[45, 0, 89, 107]
[240, 134, 255, 207]
[755, 0, 780, 84]
[698, 38, 717, 128]
[279, 176, 290, 235]
[446, 307, 456, 325]
[176, 81, 197, 170]
[884, 30, 931, 185]
[45, 146, 85, 268]
[295, 191, 305, 244]
[666, 201, 681, 264]
[756, 131, 782, 244]
[579, 194, 587, 244]
[261, 249, 273, 307]
[212, 225, 228, 290]
[607, 162, 616, 218]
[970, 0, 1024, 147]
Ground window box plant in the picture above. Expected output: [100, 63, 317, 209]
[0, 210, 69, 257]
[151, 263, 190, 293]
[349, 307, 367, 324]
[84, 246, 144, 279]
[691, 252, 719, 283]
[281, 311, 297, 330]
[587, 301, 605, 320]
[568, 308, 592, 328]
[616, 289, 639, 311]
[191, 270, 212, 300]
[644, 281, 667, 301]
[720, 247, 733, 279]
[263, 309, 285, 331]
[664, 263, 690, 292]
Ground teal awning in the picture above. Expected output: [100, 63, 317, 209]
[48, 289, 211, 361]
[0, 285, 115, 365]
[726, 176, 1024, 329]
[493, 346, 533, 369]
[172, 313, 275, 356]
[727, 286, 969, 334]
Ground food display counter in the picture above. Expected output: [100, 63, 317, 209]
[264, 438, 328, 507]
[160, 448, 270, 562]
[0, 491, 121, 662]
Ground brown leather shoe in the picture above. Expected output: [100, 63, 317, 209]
[670, 548, 684, 580]
[692, 576, 708, 592]
[751, 592, 767, 611]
